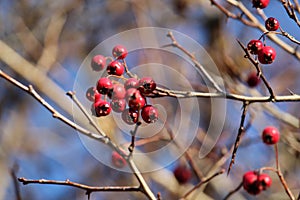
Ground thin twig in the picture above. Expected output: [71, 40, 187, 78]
[274, 144, 295, 200]
[165, 31, 223, 93]
[128, 121, 142, 154]
[223, 181, 243, 200]
[66, 91, 106, 137]
[181, 169, 225, 199]
[10, 164, 22, 200]
[0, 70, 108, 144]
[18, 178, 141, 193]
[227, 101, 249, 175]
[281, 0, 300, 27]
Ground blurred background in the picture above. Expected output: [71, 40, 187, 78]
[0, 0, 299, 199]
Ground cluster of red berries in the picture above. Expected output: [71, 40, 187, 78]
[242, 126, 279, 195]
[243, 171, 272, 195]
[246, 17, 279, 66]
[86, 45, 159, 125]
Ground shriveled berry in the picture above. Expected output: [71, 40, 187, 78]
[107, 61, 124, 76]
[109, 84, 126, 100]
[111, 151, 126, 168]
[122, 108, 139, 125]
[91, 55, 106, 71]
[265, 17, 280, 31]
[252, 0, 270, 9]
[86, 87, 98, 102]
[94, 100, 111, 117]
[110, 99, 126, 113]
[141, 105, 158, 123]
[247, 40, 263, 55]
[138, 77, 156, 94]
[96, 77, 113, 95]
[262, 126, 280, 145]
[173, 165, 192, 184]
[124, 78, 139, 90]
[258, 46, 276, 64]
[247, 72, 261, 87]
[112, 45, 128, 59]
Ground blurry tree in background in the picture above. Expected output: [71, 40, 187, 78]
[0, 0, 299, 199]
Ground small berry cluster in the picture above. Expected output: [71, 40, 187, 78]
[246, 16, 280, 87]
[86, 45, 159, 125]
[242, 126, 279, 195]
[243, 171, 272, 195]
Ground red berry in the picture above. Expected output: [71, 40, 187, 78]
[96, 77, 113, 95]
[86, 87, 98, 102]
[247, 40, 263, 55]
[265, 17, 280, 31]
[128, 90, 146, 111]
[112, 45, 128, 59]
[173, 165, 192, 184]
[111, 151, 126, 168]
[110, 99, 126, 113]
[107, 61, 124, 76]
[252, 0, 270, 9]
[258, 46, 276, 64]
[258, 174, 272, 190]
[124, 78, 139, 90]
[109, 84, 126, 100]
[121, 109, 139, 125]
[93, 100, 111, 117]
[243, 171, 261, 195]
[138, 77, 156, 94]
[141, 105, 158, 123]
[91, 55, 106, 71]
[247, 72, 261, 87]
[262, 126, 280, 145]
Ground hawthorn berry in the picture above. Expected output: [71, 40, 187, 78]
[173, 165, 192, 184]
[247, 40, 263, 55]
[86, 87, 98, 102]
[243, 171, 272, 195]
[252, 0, 270, 9]
[111, 151, 126, 168]
[108, 84, 126, 100]
[112, 45, 128, 59]
[138, 77, 156, 94]
[265, 17, 280, 31]
[121, 108, 139, 125]
[247, 72, 261, 87]
[124, 78, 139, 90]
[107, 61, 124, 76]
[91, 55, 106, 71]
[141, 105, 158, 123]
[110, 99, 126, 113]
[96, 77, 113, 95]
[258, 46, 276, 64]
[262, 126, 280, 145]
[258, 174, 272, 190]
[93, 100, 111, 117]
[128, 90, 146, 111]
[243, 171, 261, 195]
